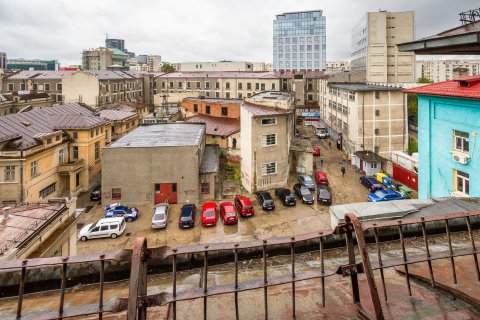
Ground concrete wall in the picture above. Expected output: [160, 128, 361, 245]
[240, 107, 253, 192]
[102, 145, 201, 205]
[181, 62, 253, 72]
[62, 72, 100, 106]
[418, 95, 480, 199]
[182, 99, 241, 119]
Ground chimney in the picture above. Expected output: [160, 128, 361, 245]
[2, 207, 11, 220]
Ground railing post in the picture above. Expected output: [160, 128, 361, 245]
[345, 213, 384, 320]
[127, 237, 148, 320]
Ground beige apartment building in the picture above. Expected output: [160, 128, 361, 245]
[416, 59, 480, 82]
[82, 48, 113, 71]
[240, 92, 294, 193]
[0, 92, 53, 116]
[180, 61, 254, 72]
[326, 61, 351, 72]
[318, 81, 407, 159]
[351, 11, 415, 83]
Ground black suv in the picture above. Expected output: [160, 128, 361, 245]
[179, 204, 196, 228]
[275, 188, 296, 206]
[90, 185, 101, 201]
[255, 191, 275, 211]
[293, 183, 314, 204]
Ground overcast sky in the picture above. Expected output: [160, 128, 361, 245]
[0, 0, 478, 66]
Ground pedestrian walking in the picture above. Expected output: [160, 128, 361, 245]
[337, 138, 341, 150]
[328, 141, 332, 149]
[320, 156, 324, 166]
[341, 166, 346, 177]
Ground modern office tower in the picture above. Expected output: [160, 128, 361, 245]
[273, 10, 326, 71]
[0, 52, 6, 69]
[6, 58, 59, 71]
[351, 11, 415, 83]
[106, 38, 125, 52]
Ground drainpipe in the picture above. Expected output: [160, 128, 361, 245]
[362, 93, 365, 151]
[20, 151, 24, 203]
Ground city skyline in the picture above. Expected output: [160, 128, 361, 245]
[0, 0, 479, 66]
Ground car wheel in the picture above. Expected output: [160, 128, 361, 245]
[127, 217, 133, 222]
[81, 236, 87, 242]
[111, 233, 118, 239]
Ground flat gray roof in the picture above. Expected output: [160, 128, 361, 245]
[250, 91, 294, 101]
[201, 145, 220, 173]
[107, 123, 205, 148]
[329, 83, 403, 92]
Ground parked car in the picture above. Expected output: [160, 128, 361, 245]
[78, 217, 126, 241]
[317, 185, 332, 205]
[219, 201, 238, 225]
[315, 127, 329, 139]
[201, 202, 218, 227]
[104, 203, 139, 222]
[274, 188, 296, 206]
[255, 191, 275, 211]
[298, 175, 316, 190]
[151, 203, 169, 229]
[313, 146, 321, 156]
[90, 185, 102, 201]
[293, 183, 314, 204]
[315, 171, 329, 185]
[367, 190, 405, 202]
[360, 176, 383, 193]
[179, 204, 196, 229]
[234, 195, 255, 217]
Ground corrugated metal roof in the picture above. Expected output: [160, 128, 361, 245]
[329, 83, 403, 92]
[185, 114, 240, 137]
[403, 75, 480, 99]
[241, 102, 291, 117]
[6, 71, 75, 80]
[106, 123, 205, 148]
[156, 72, 278, 79]
[99, 109, 137, 121]
[200, 145, 220, 173]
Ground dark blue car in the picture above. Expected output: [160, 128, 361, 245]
[367, 190, 405, 202]
[105, 203, 139, 222]
[360, 176, 383, 193]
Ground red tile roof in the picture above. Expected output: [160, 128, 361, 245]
[403, 75, 480, 99]
[185, 114, 240, 137]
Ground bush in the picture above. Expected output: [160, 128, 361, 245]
[407, 137, 418, 155]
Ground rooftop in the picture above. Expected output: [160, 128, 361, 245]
[6, 70, 75, 80]
[107, 123, 205, 148]
[403, 75, 480, 99]
[200, 144, 220, 174]
[0, 92, 50, 103]
[329, 83, 403, 92]
[241, 102, 291, 117]
[183, 97, 243, 104]
[156, 72, 277, 79]
[354, 151, 388, 163]
[185, 114, 240, 137]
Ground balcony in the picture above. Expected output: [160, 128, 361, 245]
[58, 159, 84, 175]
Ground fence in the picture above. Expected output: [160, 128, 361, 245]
[1, 210, 480, 319]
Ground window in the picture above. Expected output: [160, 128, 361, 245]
[375, 110, 380, 117]
[112, 188, 122, 200]
[20, 83, 26, 91]
[193, 104, 198, 112]
[169, 82, 173, 88]
[56, 94, 62, 102]
[72, 146, 79, 160]
[44, 83, 50, 91]
[261, 83, 265, 90]
[39, 183, 56, 198]
[31, 161, 38, 177]
[226, 92, 230, 99]
[238, 83, 243, 90]
[58, 149, 65, 164]
[255, 83, 260, 90]
[272, 83, 276, 90]
[196, 82, 201, 89]
[375, 91, 380, 99]
[262, 134, 276, 146]
[261, 118, 277, 126]
[247, 83, 252, 90]
[76, 172, 80, 187]
[4, 166, 15, 181]
[187, 82, 191, 89]
[110, 224, 118, 230]
[215, 92, 220, 98]
[226, 82, 230, 89]
[215, 82, 220, 89]
[46, 138, 52, 144]
[375, 129, 380, 135]
[221, 107, 228, 116]
[455, 170, 470, 195]
[95, 141, 100, 160]
[453, 130, 469, 153]
[101, 226, 108, 231]
[7, 83, 14, 91]
[201, 183, 210, 194]
[56, 83, 62, 91]
[238, 93, 243, 99]
[32, 83, 38, 91]
[262, 162, 277, 175]
[73, 132, 78, 140]
[206, 106, 211, 114]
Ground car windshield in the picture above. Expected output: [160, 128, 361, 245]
[243, 205, 253, 210]
[300, 188, 310, 195]
[88, 223, 97, 231]
[303, 176, 313, 182]
[319, 189, 330, 197]
[374, 191, 385, 198]
[180, 216, 192, 221]
[204, 210, 215, 218]
[226, 210, 236, 217]
[154, 213, 165, 221]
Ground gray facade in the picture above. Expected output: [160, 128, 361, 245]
[273, 10, 326, 71]
[0, 52, 6, 70]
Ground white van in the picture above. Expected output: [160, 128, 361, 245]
[315, 127, 329, 139]
[78, 217, 126, 241]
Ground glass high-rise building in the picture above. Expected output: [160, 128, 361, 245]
[273, 10, 326, 71]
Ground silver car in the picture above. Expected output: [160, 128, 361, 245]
[152, 203, 169, 229]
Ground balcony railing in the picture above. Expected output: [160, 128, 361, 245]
[57, 159, 84, 174]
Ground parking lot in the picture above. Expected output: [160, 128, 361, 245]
[76, 129, 372, 255]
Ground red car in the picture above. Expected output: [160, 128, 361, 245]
[201, 202, 217, 227]
[234, 196, 255, 217]
[315, 171, 329, 185]
[219, 202, 238, 225]
[313, 146, 321, 156]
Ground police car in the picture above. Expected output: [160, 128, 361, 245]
[104, 203, 139, 222]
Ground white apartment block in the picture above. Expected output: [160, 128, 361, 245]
[416, 59, 480, 82]
[180, 61, 254, 72]
[318, 81, 407, 158]
[351, 11, 415, 83]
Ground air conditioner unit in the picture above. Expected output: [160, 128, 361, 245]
[452, 153, 469, 164]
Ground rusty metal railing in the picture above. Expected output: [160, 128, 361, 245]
[0, 210, 479, 319]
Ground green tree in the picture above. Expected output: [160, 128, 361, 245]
[417, 77, 433, 84]
[407, 137, 418, 155]
[407, 94, 418, 126]
[161, 63, 176, 72]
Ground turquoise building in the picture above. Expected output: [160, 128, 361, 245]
[405, 75, 480, 199]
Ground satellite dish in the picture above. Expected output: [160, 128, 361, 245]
[38, 85, 44, 91]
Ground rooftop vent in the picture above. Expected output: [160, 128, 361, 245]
[21, 121, 31, 126]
